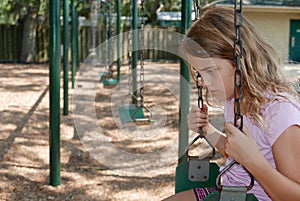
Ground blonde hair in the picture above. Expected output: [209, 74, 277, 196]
[183, 7, 297, 125]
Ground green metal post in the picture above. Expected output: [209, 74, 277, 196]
[179, 0, 192, 164]
[63, 0, 69, 115]
[132, 0, 138, 105]
[49, 0, 61, 186]
[71, 0, 77, 89]
[107, 1, 112, 70]
[117, 0, 121, 81]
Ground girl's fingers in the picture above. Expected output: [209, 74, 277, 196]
[202, 104, 208, 113]
[188, 104, 209, 133]
[189, 118, 208, 126]
[190, 111, 208, 120]
[190, 105, 200, 112]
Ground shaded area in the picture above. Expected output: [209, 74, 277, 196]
[1, 62, 299, 200]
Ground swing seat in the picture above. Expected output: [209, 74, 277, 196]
[175, 156, 258, 201]
[133, 118, 154, 125]
[131, 105, 155, 125]
[203, 191, 258, 201]
[103, 78, 118, 88]
[99, 72, 110, 82]
[118, 104, 155, 125]
[175, 156, 219, 193]
[118, 104, 147, 124]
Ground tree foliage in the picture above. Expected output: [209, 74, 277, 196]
[0, 0, 47, 24]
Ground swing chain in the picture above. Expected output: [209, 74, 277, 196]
[139, 0, 145, 107]
[234, 0, 243, 130]
[108, 0, 115, 75]
[91, 0, 99, 54]
[196, 72, 204, 137]
[185, 72, 216, 159]
[216, 0, 255, 192]
[104, 6, 109, 69]
[128, 0, 133, 95]
[192, 0, 201, 21]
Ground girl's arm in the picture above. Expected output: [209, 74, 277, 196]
[187, 104, 227, 156]
[206, 124, 227, 156]
[225, 123, 300, 201]
[251, 125, 300, 201]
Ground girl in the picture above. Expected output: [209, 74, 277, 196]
[163, 7, 300, 201]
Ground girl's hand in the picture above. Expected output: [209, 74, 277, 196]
[224, 122, 262, 168]
[187, 104, 209, 135]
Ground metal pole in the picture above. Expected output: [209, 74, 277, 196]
[71, 0, 84, 89]
[179, 0, 192, 164]
[49, 0, 61, 186]
[63, 0, 69, 115]
[71, 0, 77, 89]
[132, 0, 138, 105]
[117, 0, 121, 81]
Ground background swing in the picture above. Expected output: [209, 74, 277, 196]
[92, 0, 118, 88]
[118, 0, 154, 125]
[175, 1, 258, 200]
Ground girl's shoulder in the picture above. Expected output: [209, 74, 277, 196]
[263, 93, 300, 114]
[263, 93, 300, 145]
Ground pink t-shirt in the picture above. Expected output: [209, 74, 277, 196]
[222, 94, 300, 201]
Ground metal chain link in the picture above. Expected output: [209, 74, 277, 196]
[108, 0, 115, 75]
[186, 0, 216, 159]
[91, 0, 98, 53]
[234, 0, 243, 130]
[139, 0, 145, 107]
[217, 1, 255, 191]
[196, 72, 203, 136]
[192, 0, 201, 21]
[104, 9, 109, 69]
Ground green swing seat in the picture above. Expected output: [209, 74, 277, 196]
[102, 78, 118, 88]
[175, 156, 219, 193]
[203, 191, 258, 201]
[99, 72, 110, 82]
[175, 156, 258, 201]
[118, 104, 155, 125]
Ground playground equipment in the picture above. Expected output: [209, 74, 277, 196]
[99, 0, 118, 88]
[89, 0, 118, 88]
[70, 0, 120, 89]
[175, 0, 258, 200]
[49, 0, 122, 187]
[49, 0, 61, 187]
[175, 73, 219, 193]
[118, 0, 154, 125]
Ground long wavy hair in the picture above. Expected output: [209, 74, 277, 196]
[182, 6, 297, 125]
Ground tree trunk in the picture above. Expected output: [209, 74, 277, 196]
[20, 11, 38, 62]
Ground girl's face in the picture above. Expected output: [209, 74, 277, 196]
[186, 54, 235, 101]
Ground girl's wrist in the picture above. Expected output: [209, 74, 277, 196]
[206, 125, 223, 147]
[244, 152, 267, 174]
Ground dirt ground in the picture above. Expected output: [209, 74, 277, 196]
[0, 62, 214, 201]
[0, 62, 299, 201]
